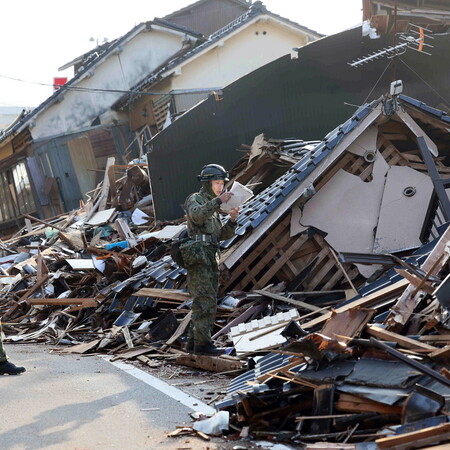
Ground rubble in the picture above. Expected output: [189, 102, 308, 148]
[1, 93, 450, 448]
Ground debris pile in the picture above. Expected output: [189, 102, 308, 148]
[1, 94, 450, 447]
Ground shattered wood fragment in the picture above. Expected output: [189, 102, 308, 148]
[58, 230, 86, 251]
[395, 268, 435, 295]
[336, 393, 402, 415]
[429, 344, 450, 362]
[26, 298, 97, 307]
[134, 288, 191, 302]
[310, 384, 335, 434]
[321, 308, 376, 342]
[386, 226, 450, 331]
[59, 339, 100, 354]
[253, 289, 328, 314]
[98, 157, 115, 212]
[165, 311, 191, 346]
[376, 423, 450, 449]
[176, 353, 245, 373]
[23, 213, 66, 232]
[301, 279, 409, 330]
[193, 429, 210, 441]
[366, 325, 439, 352]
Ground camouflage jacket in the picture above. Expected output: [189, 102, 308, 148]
[184, 190, 236, 242]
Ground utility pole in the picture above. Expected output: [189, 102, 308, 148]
[392, 0, 398, 81]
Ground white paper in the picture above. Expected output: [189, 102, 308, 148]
[138, 224, 187, 241]
[132, 208, 150, 225]
[220, 181, 253, 213]
[66, 259, 95, 270]
[85, 208, 116, 226]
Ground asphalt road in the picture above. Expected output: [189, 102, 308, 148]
[0, 343, 223, 450]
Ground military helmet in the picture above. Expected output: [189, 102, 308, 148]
[197, 164, 229, 182]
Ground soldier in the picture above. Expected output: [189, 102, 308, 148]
[182, 164, 239, 356]
[0, 323, 26, 375]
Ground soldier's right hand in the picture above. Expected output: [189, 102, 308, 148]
[219, 192, 233, 203]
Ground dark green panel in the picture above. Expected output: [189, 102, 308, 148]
[149, 26, 450, 220]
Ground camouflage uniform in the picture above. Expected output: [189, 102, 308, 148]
[181, 185, 236, 346]
[0, 323, 7, 362]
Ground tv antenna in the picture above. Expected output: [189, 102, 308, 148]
[348, 24, 433, 68]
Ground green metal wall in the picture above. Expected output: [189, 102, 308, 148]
[149, 26, 450, 220]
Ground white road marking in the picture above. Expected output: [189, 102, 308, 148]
[106, 357, 216, 415]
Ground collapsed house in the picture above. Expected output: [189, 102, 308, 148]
[1, 91, 450, 447]
[218, 91, 450, 295]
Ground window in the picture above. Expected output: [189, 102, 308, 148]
[0, 161, 36, 222]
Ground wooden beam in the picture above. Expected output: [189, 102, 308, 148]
[253, 290, 327, 314]
[98, 157, 115, 211]
[366, 324, 438, 352]
[26, 298, 98, 307]
[429, 344, 450, 362]
[376, 423, 450, 449]
[301, 279, 409, 330]
[394, 268, 435, 295]
[176, 353, 244, 373]
[336, 393, 402, 415]
[134, 288, 191, 302]
[386, 225, 450, 330]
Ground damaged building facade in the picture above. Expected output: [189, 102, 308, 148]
[0, 0, 320, 235]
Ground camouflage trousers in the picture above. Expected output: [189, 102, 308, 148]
[0, 322, 7, 362]
[186, 261, 219, 346]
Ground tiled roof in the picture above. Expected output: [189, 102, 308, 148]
[0, 20, 202, 143]
[399, 94, 450, 123]
[220, 100, 379, 249]
[275, 139, 321, 159]
[118, 3, 322, 107]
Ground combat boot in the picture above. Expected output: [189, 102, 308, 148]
[185, 340, 194, 353]
[0, 361, 26, 375]
[194, 342, 226, 356]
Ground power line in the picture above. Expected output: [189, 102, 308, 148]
[399, 58, 450, 107]
[0, 73, 216, 97]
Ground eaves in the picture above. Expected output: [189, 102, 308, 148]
[0, 20, 203, 145]
[164, 0, 250, 20]
[116, 11, 322, 109]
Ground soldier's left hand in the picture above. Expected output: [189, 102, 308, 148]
[229, 207, 239, 222]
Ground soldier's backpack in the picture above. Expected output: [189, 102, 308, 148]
[170, 229, 188, 268]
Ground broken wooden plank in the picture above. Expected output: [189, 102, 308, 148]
[376, 422, 450, 449]
[23, 213, 65, 232]
[253, 290, 327, 314]
[329, 247, 358, 295]
[429, 344, 450, 362]
[59, 339, 100, 354]
[134, 288, 191, 302]
[366, 324, 439, 352]
[394, 268, 435, 295]
[176, 353, 245, 373]
[321, 308, 376, 342]
[301, 279, 409, 330]
[98, 157, 115, 211]
[26, 298, 97, 307]
[166, 311, 192, 346]
[386, 226, 450, 331]
[336, 393, 402, 415]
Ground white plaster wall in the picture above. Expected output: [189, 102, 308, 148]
[171, 18, 309, 90]
[32, 29, 186, 139]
